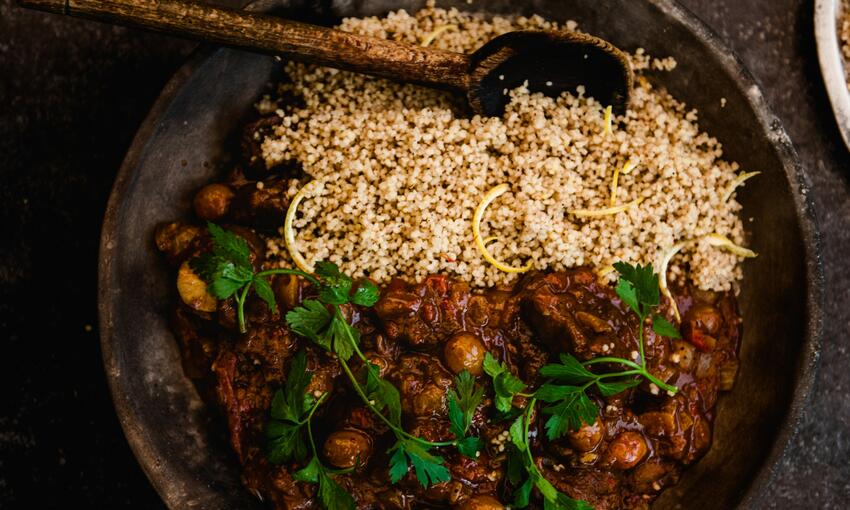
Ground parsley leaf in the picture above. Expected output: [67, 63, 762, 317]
[388, 440, 450, 488]
[286, 300, 332, 348]
[207, 222, 251, 268]
[351, 280, 380, 307]
[364, 364, 402, 426]
[293, 456, 321, 483]
[539, 354, 596, 384]
[455, 436, 484, 458]
[613, 261, 659, 309]
[318, 470, 356, 510]
[652, 314, 681, 338]
[252, 275, 276, 312]
[483, 352, 527, 412]
[539, 390, 598, 441]
[595, 378, 641, 396]
[266, 351, 313, 463]
[314, 261, 354, 305]
[266, 420, 308, 463]
[447, 371, 484, 438]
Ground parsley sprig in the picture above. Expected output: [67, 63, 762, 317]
[534, 262, 680, 440]
[285, 262, 458, 488]
[194, 224, 460, 488]
[483, 352, 528, 413]
[265, 351, 356, 509]
[447, 371, 485, 458]
[191, 222, 325, 333]
[506, 400, 592, 510]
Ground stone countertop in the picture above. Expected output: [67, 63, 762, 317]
[0, 0, 847, 507]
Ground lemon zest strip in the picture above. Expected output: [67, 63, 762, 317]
[704, 233, 758, 258]
[658, 240, 694, 323]
[603, 105, 613, 135]
[609, 158, 638, 207]
[420, 24, 458, 47]
[570, 197, 643, 218]
[473, 184, 533, 274]
[722, 171, 761, 201]
[284, 180, 323, 274]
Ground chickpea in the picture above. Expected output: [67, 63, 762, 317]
[444, 332, 486, 375]
[193, 183, 234, 220]
[177, 261, 217, 312]
[457, 495, 504, 510]
[322, 429, 372, 469]
[567, 417, 603, 452]
[604, 431, 648, 470]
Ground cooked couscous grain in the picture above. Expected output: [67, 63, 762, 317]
[260, 4, 750, 291]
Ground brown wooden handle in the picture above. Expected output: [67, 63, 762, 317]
[19, 0, 471, 90]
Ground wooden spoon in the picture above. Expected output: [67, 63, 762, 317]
[19, 0, 634, 115]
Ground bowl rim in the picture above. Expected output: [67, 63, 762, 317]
[98, 1, 823, 508]
[815, 0, 850, 152]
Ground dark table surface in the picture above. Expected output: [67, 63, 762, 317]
[1, 0, 848, 508]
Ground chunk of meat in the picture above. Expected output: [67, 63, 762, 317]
[231, 177, 292, 228]
[389, 354, 453, 417]
[516, 270, 636, 360]
[154, 221, 201, 265]
[374, 275, 471, 346]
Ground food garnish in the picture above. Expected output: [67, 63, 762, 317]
[658, 233, 757, 321]
[603, 105, 613, 135]
[722, 171, 761, 201]
[473, 184, 533, 273]
[484, 262, 681, 509]
[284, 180, 323, 274]
[569, 197, 643, 218]
[446, 370, 486, 458]
[420, 24, 457, 47]
[608, 158, 638, 206]
[658, 240, 692, 322]
[505, 401, 593, 510]
[266, 350, 356, 510]
[704, 233, 758, 258]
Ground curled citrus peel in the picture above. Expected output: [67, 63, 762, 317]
[570, 197, 643, 218]
[658, 233, 757, 322]
[703, 233, 758, 258]
[284, 180, 323, 274]
[658, 240, 693, 322]
[420, 24, 457, 47]
[603, 105, 613, 135]
[609, 158, 638, 207]
[722, 171, 761, 201]
[473, 184, 533, 274]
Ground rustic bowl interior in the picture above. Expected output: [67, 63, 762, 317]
[99, 1, 821, 509]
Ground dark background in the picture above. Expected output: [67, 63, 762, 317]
[1, 0, 848, 508]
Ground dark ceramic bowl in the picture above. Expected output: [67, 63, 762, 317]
[99, 1, 822, 508]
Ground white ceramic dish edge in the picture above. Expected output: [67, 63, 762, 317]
[816, 0, 850, 151]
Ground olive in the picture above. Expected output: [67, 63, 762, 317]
[567, 417, 603, 452]
[322, 429, 372, 469]
[604, 431, 648, 470]
[444, 332, 486, 375]
[457, 495, 504, 510]
[193, 183, 234, 221]
[177, 261, 217, 312]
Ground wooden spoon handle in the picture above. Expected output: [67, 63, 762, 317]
[19, 0, 471, 90]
